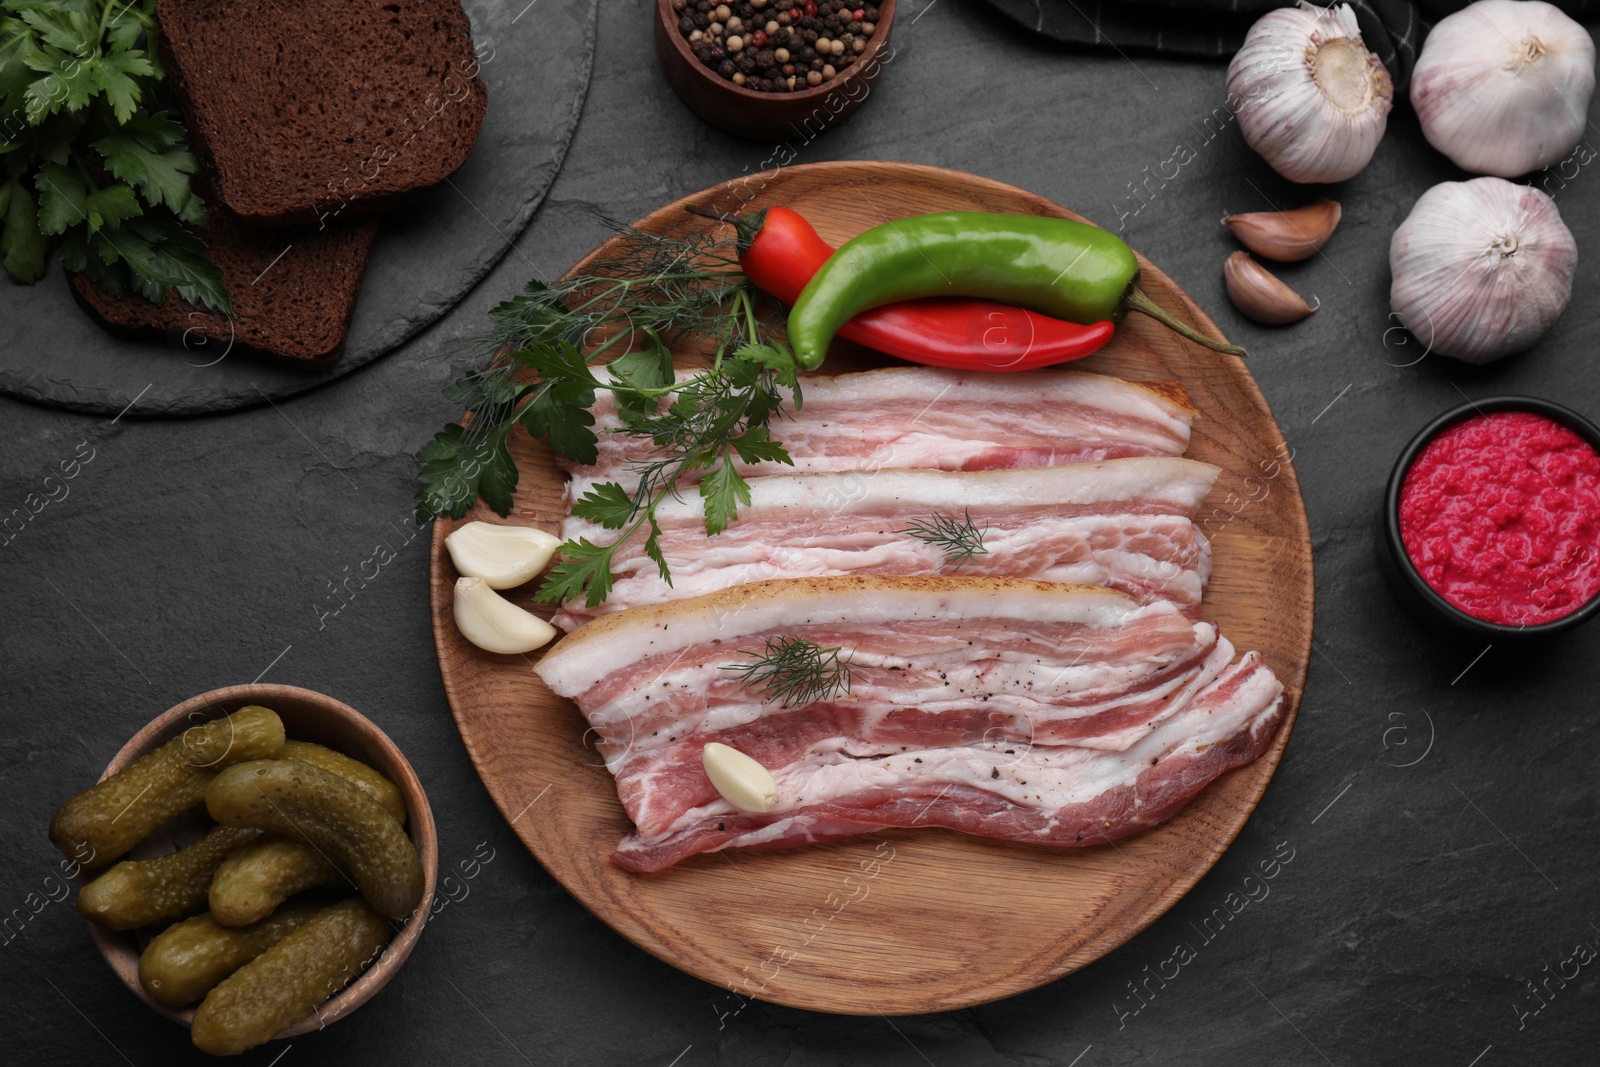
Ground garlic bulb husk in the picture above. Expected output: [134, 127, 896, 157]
[1390, 177, 1576, 364]
[1411, 0, 1595, 178]
[446, 521, 560, 589]
[1227, 3, 1394, 184]
[453, 577, 558, 654]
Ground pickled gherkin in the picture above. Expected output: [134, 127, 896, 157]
[138, 902, 324, 1008]
[209, 835, 345, 928]
[189, 898, 390, 1055]
[206, 760, 424, 919]
[279, 741, 406, 823]
[78, 826, 260, 931]
[50, 706, 285, 869]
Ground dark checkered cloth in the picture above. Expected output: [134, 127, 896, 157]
[975, 0, 1598, 91]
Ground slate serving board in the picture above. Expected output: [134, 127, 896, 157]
[0, 0, 598, 417]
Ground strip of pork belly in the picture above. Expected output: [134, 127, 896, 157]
[533, 577, 1271, 836]
[537, 577, 1201, 757]
[562, 366, 1197, 500]
[611, 653, 1285, 872]
[554, 458, 1220, 629]
[609, 632, 1237, 837]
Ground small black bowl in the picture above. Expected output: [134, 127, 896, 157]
[1379, 395, 1600, 644]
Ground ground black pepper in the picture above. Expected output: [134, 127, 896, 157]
[672, 0, 881, 93]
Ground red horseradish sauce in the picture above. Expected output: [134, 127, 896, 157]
[1400, 411, 1600, 626]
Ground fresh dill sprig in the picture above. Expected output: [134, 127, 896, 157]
[413, 216, 799, 608]
[722, 636, 857, 708]
[901, 509, 989, 568]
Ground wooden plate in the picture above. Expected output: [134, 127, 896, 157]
[428, 162, 1313, 1014]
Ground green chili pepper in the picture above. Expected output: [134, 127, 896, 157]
[786, 212, 1246, 369]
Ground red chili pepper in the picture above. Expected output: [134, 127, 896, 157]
[700, 206, 1115, 371]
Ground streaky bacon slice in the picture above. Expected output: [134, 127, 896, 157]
[553, 458, 1221, 630]
[532, 576, 1286, 872]
[562, 366, 1197, 501]
[601, 630, 1238, 838]
[610, 656, 1284, 872]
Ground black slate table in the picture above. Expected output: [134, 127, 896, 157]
[5, 2, 1596, 1064]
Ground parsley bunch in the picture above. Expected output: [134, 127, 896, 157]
[415, 221, 800, 609]
[0, 0, 228, 310]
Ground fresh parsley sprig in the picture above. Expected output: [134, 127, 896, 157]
[0, 0, 228, 310]
[415, 220, 801, 608]
[722, 636, 857, 708]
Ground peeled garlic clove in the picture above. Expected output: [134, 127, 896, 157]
[1227, 3, 1393, 184]
[1390, 177, 1576, 364]
[702, 742, 778, 814]
[1412, 0, 1595, 178]
[1223, 199, 1342, 262]
[446, 521, 560, 589]
[453, 577, 557, 654]
[1224, 253, 1319, 326]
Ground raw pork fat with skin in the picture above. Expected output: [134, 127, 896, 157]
[562, 366, 1197, 500]
[554, 458, 1221, 629]
[533, 577, 1286, 871]
[612, 654, 1285, 872]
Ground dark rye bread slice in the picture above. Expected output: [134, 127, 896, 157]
[157, 0, 489, 227]
[70, 207, 381, 366]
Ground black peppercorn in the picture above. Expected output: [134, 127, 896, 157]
[719, 59, 736, 77]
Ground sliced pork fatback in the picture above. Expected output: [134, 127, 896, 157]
[563, 366, 1197, 500]
[533, 576, 1286, 871]
[554, 458, 1221, 630]
[612, 657, 1286, 872]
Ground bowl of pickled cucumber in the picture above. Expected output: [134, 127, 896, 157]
[48, 684, 438, 1056]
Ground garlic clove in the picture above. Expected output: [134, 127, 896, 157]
[453, 577, 558, 655]
[702, 742, 779, 814]
[1224, 253, 1319, 326]
[1411, 0, 1595, 178]
[1227, 3, 1393, 184]
[1390, 177, 1576, 364]
[446, 521, 560, 589]
[1223, 199, 1342, 262]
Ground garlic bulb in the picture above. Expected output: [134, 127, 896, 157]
[1227, 3, 1394, 184]
[1412, 0, 1595, 178]
[1390, 178, 1576, 364]
[446, 521, 560, 589]
[453, 577, 558, 654]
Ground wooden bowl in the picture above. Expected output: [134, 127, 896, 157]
[80, 684, 437, 1040]
[654, 0, 897, 140]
